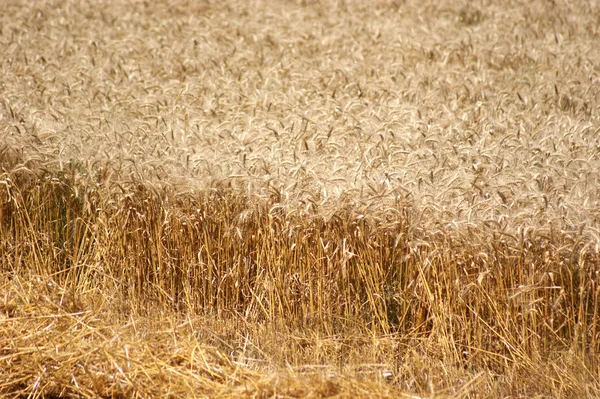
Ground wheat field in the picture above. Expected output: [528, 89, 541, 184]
[1, 0, 600, 397]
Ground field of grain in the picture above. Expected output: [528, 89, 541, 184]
[2, 0, 600, 397]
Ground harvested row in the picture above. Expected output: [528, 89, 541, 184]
[1, 165, 599, 397]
